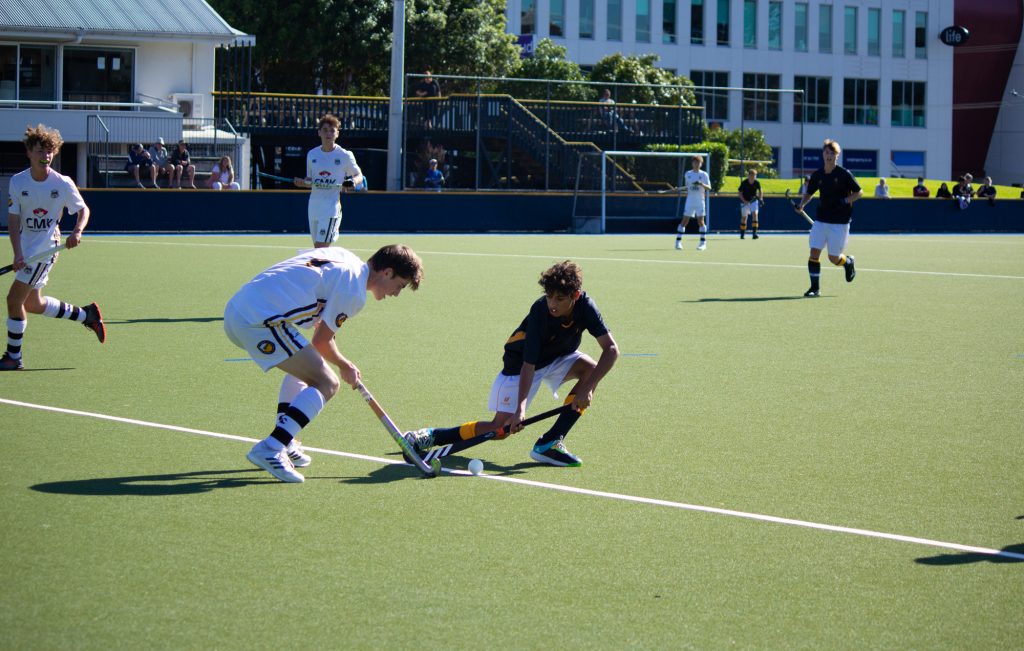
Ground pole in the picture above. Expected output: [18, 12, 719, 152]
[385, 0, 405, 190]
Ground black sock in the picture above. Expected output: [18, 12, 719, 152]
[808, 258, 821, 289]
[535, 409, 582, 447]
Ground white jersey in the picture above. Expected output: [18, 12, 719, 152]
[227, 247, 368, 333]
[684, 169, 710, 202]
[7, 167, 87, 257]
[306, 144, 361, 220]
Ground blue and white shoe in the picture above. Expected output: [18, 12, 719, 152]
[286, 439, 312, 468]
[247, 440, 304, 483]
[403, 428, 435, 454]
[530, 439, 581, 467]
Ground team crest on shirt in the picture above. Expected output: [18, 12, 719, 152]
[50, 190, 59, 199]
[257, 340, 276, 354]
[334, 158, 341, 165]
[334, 313, 348, 328]
[21, 190, 28, 196]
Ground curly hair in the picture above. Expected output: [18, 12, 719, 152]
[23, 124, 63, 152]
[539, 261, 583, 296]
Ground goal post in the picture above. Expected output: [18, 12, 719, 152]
[571, 150, 711, 234]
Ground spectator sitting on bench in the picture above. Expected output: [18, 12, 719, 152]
[126, 143, 158, 189]
[207, 155, 240, 190]
[912, 177, 930, 197]
[170, 140, 196, 189]
[598, 89, 632, 133]
[935, 182, 953, 199]
[148, 137, 174, 188]
[976, 176, 997, 206]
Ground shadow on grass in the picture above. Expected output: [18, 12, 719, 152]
[31, 469, 278, 496]
[684, 296, 823, 303]
[107, 317, 223, 325]
[18, 367, 76, 372]
[915, 543, 1024, 566]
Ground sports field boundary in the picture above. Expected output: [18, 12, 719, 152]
[4, 396, 1022, 562]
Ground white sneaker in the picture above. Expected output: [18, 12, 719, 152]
[247, 440, 305, 483]
[674, 240, 682, 250]
[697, 241, 707, 251]
[286, 439, 312, 468]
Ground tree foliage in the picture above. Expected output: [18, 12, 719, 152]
[495, 39, 590, 101]
[588, 53, 696, 106]
[705, 125, 775, 176]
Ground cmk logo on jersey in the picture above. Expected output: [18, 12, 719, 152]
[50, 190, 59, 199]
[319, 171, 332, 177]
[334, 313, 348, 328]
[257, 340, 277, 355]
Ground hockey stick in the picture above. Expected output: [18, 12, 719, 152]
[419, 404, 573, 462]
[784, 189, 815, 226]
[0, 243, 67, 276]
[256, 171, 296, 184]
[355, 382, 442, 477]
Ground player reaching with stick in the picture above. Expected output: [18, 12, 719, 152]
[294, 114, 363, 248]
[674, 154, 712, 251]
[404, 261, 618, 467]
[224, 244, 423, 483]
[2, 124, 105, 371]
[795, 139, 861, 297]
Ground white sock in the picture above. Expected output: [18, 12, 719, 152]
[41, 296, 86, 322]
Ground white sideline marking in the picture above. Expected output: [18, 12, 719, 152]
[90, 238, 1024, 280]
[4, 396, 1022, 562]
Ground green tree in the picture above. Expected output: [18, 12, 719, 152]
[495, 39, 590, 101]
[705, 125, 775, 176]
[588, 53, 696, 106]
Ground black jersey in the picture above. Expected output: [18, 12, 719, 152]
[807, 165, 861, 224]
[738, 179, 761, 202]
[502, 292, 609, 375]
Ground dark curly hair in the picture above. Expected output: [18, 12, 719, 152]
[539, 261, 582, 296]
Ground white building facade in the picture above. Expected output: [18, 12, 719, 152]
[506, 0, 1024, 184]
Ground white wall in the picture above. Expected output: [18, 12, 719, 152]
[985, 41, 1024, 186]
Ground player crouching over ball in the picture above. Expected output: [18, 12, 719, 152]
[224, 244, 423, 483]
[404, 261, 618, 467]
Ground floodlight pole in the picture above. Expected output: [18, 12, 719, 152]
[600, 154, 607, 234]
[386, 0, 405, 191]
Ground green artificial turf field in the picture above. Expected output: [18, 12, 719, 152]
[2, 232, 1022, 649]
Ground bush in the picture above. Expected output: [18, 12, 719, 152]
[643, 142, 730, 192]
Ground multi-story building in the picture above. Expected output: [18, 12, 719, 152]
[506, 0, 1024, 184]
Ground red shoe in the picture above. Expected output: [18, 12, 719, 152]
[83, 302, 106, 343]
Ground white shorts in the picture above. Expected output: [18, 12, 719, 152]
[309, 210, 342, 245]
[740, 202, 759, 218]
[223, 302, 310, 372]
[487, 351, 585, 413]
[683, 196, 706, 218]
[14, 251, 59, 289]
[808, 221, 851, 255]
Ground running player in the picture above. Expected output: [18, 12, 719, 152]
[293, 114, 363, 248]
[2, 124, 105, 371]
[738, 168, 762, 239]
[224, 244, 423, 483]
[795, 139, 861, 297]
[404, 261, 618, 467]
[674, 154, 712, 251]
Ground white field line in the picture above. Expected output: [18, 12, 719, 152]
[3, 396, 1022, 562]
[88, 238, 1024, 280]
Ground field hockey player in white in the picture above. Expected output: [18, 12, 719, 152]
[293, 114, 363, 247]
[2, 124, 105, 372]
[223, 244, 423, 483]
[674, 154, 712, 251]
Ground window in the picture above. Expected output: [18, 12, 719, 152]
[892, 81, 925, 127]
[521, 0, 535, 34]
[637, 0, 651, 42]
[742, 73, 781, 121]
[844, 6, 857, 54]
[843, 78, 878, 125]
[867, 8, 880, 55]
[63, 47, 129, 104]
[794, 3, 808, 51]
[0, 45, 17, 100]
[717, 0, 731, 45]
[608, 0, 622, 40]
[769, 1, 782, 49]
[691, 0, 704, 44]
[550, 0, 565, 36]
[580, 0, 595, 38]
[819, 4, 832, 53]
[13, 45, 57, 103]
[915, 11, 927, 59]
[744, 0, 757, 48]
[664, 0, 677, 43]
[794, 75, 830, 123]
[892, 10, 905, 57]
[691, 69, 729, 120]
